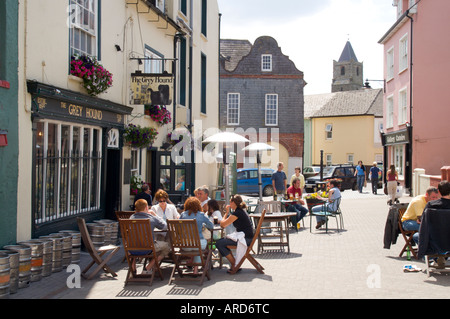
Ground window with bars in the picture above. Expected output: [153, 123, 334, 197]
[227, 93, 240, 125]
[34, 121, 102, 225]
[69, 0, 98, 57]
[265, 94, 278, 126]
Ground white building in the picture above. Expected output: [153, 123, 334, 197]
[15, 0, 219, 240]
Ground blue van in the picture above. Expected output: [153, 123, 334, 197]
[236, 168, 275, 196]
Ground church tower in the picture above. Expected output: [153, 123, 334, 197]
[331, 41, 363, 92]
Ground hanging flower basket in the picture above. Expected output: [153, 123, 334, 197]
[123, 124, 158, 149]
[167, 132, 183, 146]
[70, 54, 113, 96]
[145, 105, 172, 125]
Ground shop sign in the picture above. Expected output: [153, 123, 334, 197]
[130, 73, 173, 105]
[34, 96, 125, 126]
[383, 130, 410, 146]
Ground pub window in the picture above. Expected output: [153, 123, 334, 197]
[69, 0, 98, 57]
[34, 120, 102, 225]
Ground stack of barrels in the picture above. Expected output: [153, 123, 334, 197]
[2, 245, 32, 290]
[0, 218, 120, 298]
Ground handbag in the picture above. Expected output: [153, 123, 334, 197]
[383, 183, 388, 195]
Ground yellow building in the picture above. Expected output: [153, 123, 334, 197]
[305, 89, 383, 167]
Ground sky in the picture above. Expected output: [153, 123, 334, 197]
[217, 0, 397, 95]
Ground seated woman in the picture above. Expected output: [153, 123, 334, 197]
[216, 195, 255, 274]
[312, 179, 341, 229]
[180, 197, 214, 273]
[150, 189, 180, 241]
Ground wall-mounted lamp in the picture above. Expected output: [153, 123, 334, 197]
[115, 44, 122, 52]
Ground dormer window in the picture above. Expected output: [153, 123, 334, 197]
[262, 54, 272, 72]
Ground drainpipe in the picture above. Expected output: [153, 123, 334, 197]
[406, 9, 414, 196]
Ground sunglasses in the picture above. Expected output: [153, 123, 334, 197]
[158, 200, 166, 203]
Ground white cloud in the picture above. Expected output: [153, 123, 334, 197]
[218, 0, 396, 94]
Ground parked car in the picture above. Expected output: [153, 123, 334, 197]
[237, 168, 275, 196]
[304, 165, 356, 193]
[303, 166, 321, 179]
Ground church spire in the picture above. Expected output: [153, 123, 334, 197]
[338, 41, 359, 63]
[332, 41, 363, 92]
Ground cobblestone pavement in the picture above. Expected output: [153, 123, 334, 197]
[8, 186, 450, 300]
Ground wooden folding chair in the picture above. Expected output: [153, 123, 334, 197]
[115, 211, 135, 220]
[226, 209, 266, 274]
[167, 219, 212, 286]
[118, 219, 165, 286]
[77, 217, 120, 280]
[397, 207, 418, 259]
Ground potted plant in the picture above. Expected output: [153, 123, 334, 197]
[144, 105, 172, 125]
[70, 54, 113, 96]
[123, 124, 158, 149]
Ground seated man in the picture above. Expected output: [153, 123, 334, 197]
[416, 181, 450, 268]
[130, 199, 171, 260]
[286, 177, 308, 229]
[402, 186, 439, 232]
[133, 183, 152, 208]
[194, 185, 211, 213]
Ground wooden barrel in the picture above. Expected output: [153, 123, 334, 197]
[34, 239, 53, 277]
[0, 253, 10, 299]
[0, 250, 19, 294]
[50, 233, 72, 268]
[94, 220, 114, 245]
[59, 230, 81, 264]
[39, 235, 63, 273]
[86, 223, 105, 249]
[3, 245, 31, 289]
[18, 240, 44, 282]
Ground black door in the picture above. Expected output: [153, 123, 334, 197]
[105, 149, 121, 220]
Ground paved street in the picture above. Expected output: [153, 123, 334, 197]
[8, 186, 450, 300]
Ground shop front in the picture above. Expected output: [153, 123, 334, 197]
[382, 127, 412, 191]
[27, 81, 132, 237]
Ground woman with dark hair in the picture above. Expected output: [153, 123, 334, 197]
[216, 195, 254, 274]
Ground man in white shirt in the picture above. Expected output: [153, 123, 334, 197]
[195, 186, 210, 212]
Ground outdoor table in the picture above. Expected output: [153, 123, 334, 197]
[249, 212, 297, 254]
[305, 198, 326, 212]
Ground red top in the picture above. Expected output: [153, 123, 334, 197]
[387, 172, 397, 181]
[287, 185, 302, 198]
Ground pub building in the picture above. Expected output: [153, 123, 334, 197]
[27, 81, 133, 237]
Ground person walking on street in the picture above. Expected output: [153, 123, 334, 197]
[354, 160, 366, 193]
[386, 165, 399, 205]
[369, 162, 381, 195]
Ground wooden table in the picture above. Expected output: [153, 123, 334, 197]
[249, 212, 297, 254]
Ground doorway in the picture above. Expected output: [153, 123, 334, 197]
[105, 149, 121, 220]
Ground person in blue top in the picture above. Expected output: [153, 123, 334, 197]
[312, 179, 342, 229]
[271, 162, 287, 196]
[354, 160, 366, 193]
[369, 162, 381, 195]
[180, 196, 214, 274]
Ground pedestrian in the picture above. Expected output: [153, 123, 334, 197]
[369, 162, 381, 195]
[272, 162, 287, 198]
[354, 160, 366, 193]
[386, 164, 398, 205]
